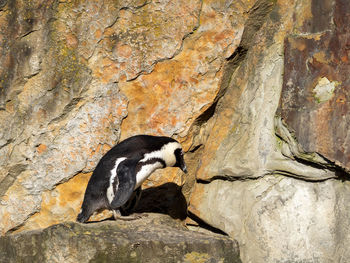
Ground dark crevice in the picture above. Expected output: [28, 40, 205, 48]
[293, 157, 350, 182]
[18, 29, 38, 39]
[6, 222, 26, 235]
[189, 144, 202, 153]
[267, 170, 335, 183]
[0, 138, 13, 150]
[293, 153, 350, 182]
[275, 121, 350, 182]
[334, 168, 350, 182]
[196, 175, 264, 185]
[197, 166, 350, 184]
[187, 211, 229, 236]
[226, 46, 248, 62]
[293, 156, 335, 171]
[194, 101, 218, 125]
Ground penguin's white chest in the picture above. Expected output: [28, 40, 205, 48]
[106, 157, 163, 204]
[135, 162, 163, 189]
[106, 157, 126, 204]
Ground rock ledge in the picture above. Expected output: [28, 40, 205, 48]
[0, 213, 241, 263]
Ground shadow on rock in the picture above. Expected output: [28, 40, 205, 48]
[123, 182, 188, 220]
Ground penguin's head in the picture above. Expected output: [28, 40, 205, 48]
[160, 141, 188, 173]
[174, 148, 188, 173]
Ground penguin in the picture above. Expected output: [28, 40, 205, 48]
[77, 135, 187, 223]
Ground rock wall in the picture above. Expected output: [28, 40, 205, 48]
[0, 0, 349, 262]
[189, 0, 350, 262]
[0, 0, 253, 233]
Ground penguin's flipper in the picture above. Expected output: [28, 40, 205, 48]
[110, 159, 137, 209]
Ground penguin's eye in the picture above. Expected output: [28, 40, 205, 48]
[175, 148, 184, 158]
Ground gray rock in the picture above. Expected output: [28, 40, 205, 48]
[191, 176, 350, 263]
[0, 213, 241, 263]
[189, 1, 350, 262]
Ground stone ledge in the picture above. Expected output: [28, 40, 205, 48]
[0, 213, 241, 263]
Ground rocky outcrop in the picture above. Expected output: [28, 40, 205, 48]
[190, 176, 350, 262]
[0, 0, 256, 234]
[0, 213, 241, 263]
[188, 0, 350, 262]
[279, 0, 350, 171]
[1, 0, 350, 262]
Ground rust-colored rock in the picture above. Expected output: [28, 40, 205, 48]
[119, 0, 249, 139]
[279, 0, 350, 171]
[0, 0, 250, 235]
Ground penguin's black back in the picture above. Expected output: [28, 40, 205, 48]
[87, 135, 177, 190]
[104, 135, 177, 159]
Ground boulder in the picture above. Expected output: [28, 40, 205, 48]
[0, 214, 241, 263]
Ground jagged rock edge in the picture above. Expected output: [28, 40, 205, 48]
[188, 0, 276, 141]
[186, 0, 277, 231]
[274, 116, 350, 180]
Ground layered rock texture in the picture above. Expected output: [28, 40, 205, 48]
[0, 0, 349, 262]
[0, 213, 241, 263]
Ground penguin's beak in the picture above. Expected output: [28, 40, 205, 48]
[176, 149, 188, 173]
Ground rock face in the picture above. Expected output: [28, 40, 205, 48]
[0, 213, 241, 263]
[191, 176, 350, 262]
[0, 0, 254, 233]
[1, 0, 350, 262]
[280, 0, 350, 171]
[188, 0, 350, 262]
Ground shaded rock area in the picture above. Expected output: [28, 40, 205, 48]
[279, 0, 350, 171]
[131, 183, 188, 221]
[0, 213, 241, 263]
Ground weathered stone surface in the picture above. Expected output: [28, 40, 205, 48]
[0, 214, 241, 263]
[118, 0, 253, 138]
[0, 0, 130, 234]
[0, 0, 201, 233]
[0, 0, 257, 235]
[190, 0, 335, 183]
[279, 0, 350, 171]
[188, 0, 350, 262]
[90, 0, 202, 82]
[190, 176, 350, 263]
[1, 0, 350, 262]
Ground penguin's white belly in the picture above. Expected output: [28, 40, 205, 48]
[106, 157, 127, 204]
[135, 162, 163, 189]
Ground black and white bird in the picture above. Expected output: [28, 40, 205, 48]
[77, 135, 187, 223]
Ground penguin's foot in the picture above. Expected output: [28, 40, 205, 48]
[113, 210, 145, 221]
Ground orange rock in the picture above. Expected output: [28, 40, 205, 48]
[36, 144, 47, 154]
[15, 172, 92, 233]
